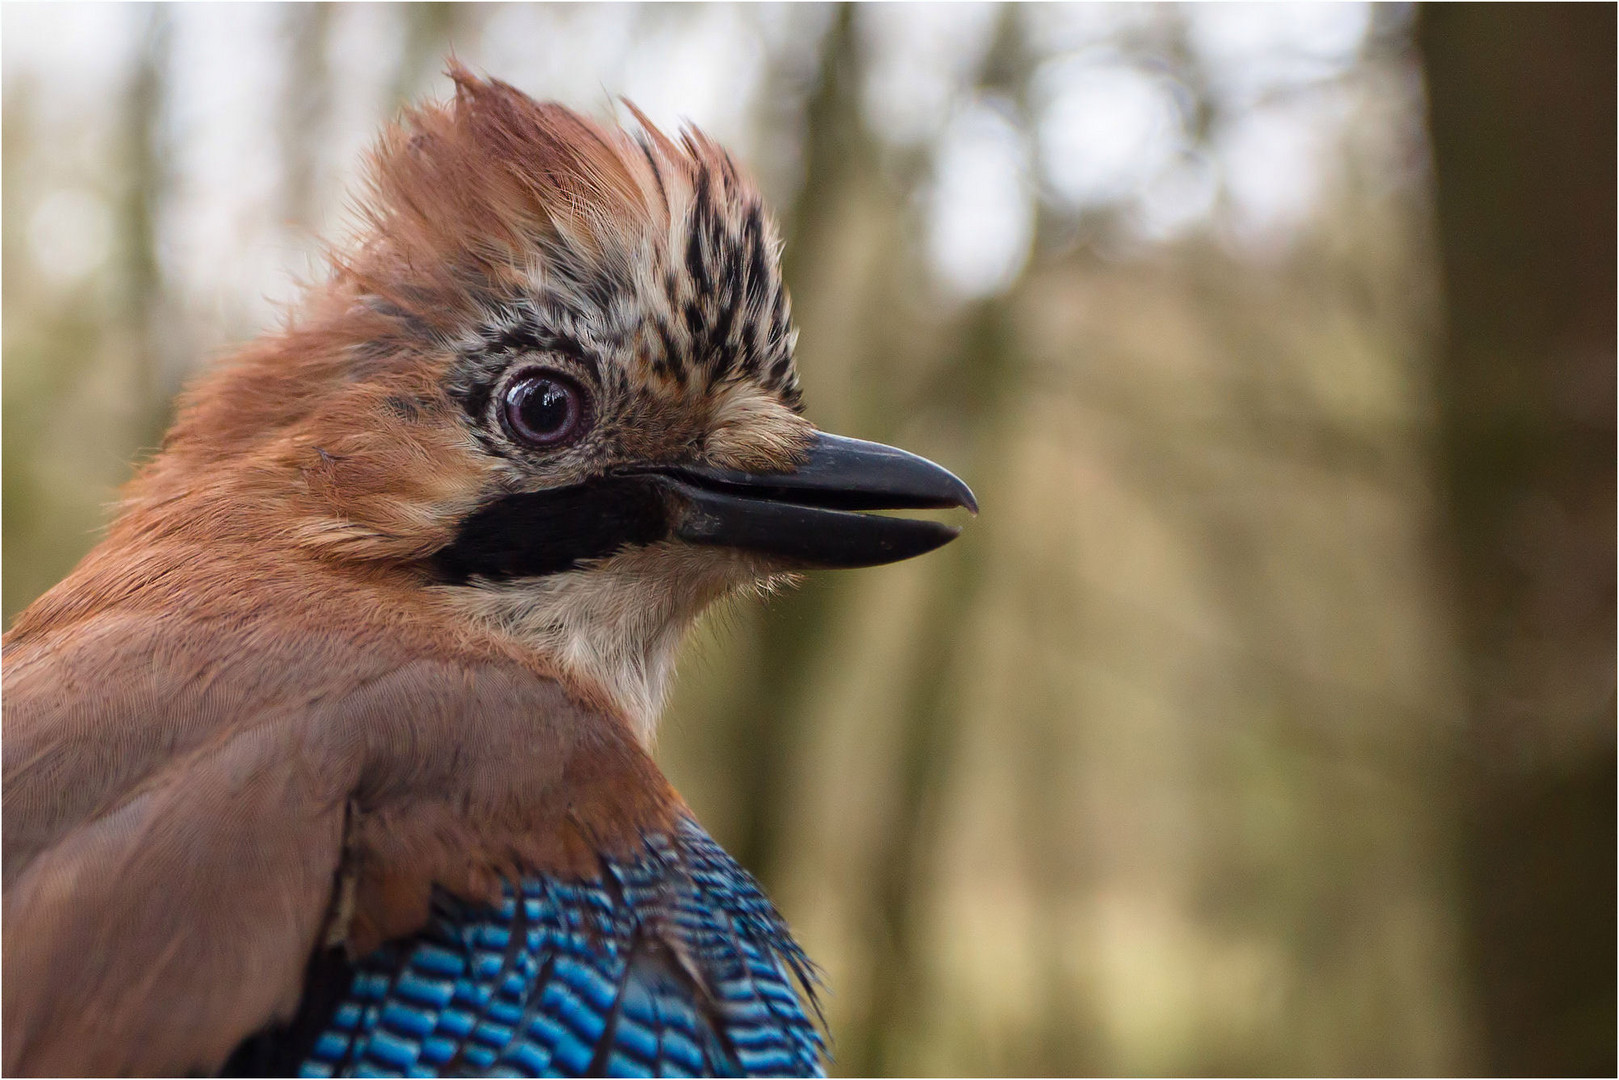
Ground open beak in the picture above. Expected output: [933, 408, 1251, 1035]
[649, 432, 977, 569]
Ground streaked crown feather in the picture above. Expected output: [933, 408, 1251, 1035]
[346, 65, 800, 407]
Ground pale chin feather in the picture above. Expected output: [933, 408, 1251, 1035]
[437, 541, 792, 744]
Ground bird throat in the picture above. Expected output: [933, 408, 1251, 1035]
[436, 536, 764, 743]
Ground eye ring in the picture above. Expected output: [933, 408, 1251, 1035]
[500, 368, 591, 449]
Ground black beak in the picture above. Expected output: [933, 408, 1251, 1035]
[432, 432, 976, 583]
[655, 432, 977, 568]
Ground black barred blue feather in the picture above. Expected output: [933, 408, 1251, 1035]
[227, 818, 825, 1078]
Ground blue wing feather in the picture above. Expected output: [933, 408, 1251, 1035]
[286, 818, 825, 1078]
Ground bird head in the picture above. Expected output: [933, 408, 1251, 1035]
[121, 69, 975, 739]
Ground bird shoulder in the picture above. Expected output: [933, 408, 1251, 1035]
[2, 592, 677, 1075]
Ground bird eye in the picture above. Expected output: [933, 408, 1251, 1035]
[501, 370, 589, 448]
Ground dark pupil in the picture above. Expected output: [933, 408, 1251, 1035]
[514, 379, 573, 440]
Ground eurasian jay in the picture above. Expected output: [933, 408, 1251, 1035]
[2, 69, 974, 1077]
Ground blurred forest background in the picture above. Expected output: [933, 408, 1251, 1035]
[3, 4, 1612, 1075]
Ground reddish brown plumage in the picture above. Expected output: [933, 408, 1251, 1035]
[0, 70, 739, 1076]
[4, 610, 680, 1073]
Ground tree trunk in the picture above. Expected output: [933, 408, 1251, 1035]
[1418, 7, 1616, 1074]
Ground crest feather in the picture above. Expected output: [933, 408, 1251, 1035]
[345, 64, 755, 336]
